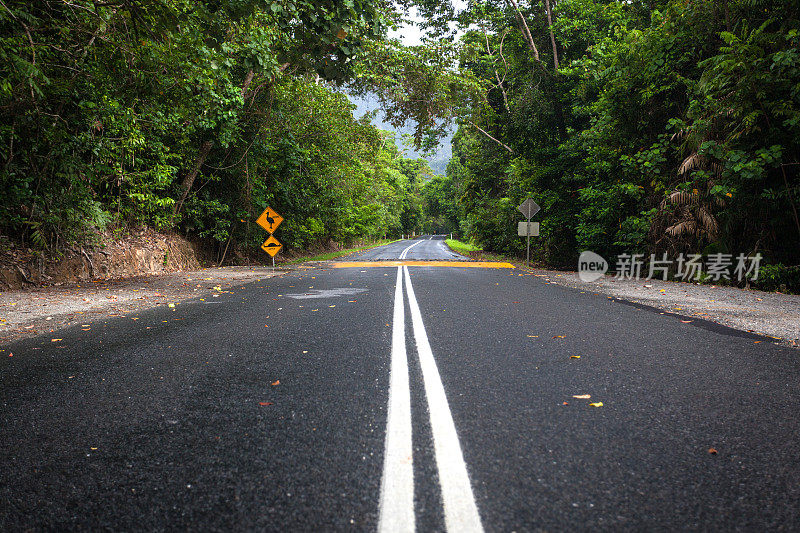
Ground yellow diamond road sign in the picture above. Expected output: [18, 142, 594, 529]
[256, 206, 283, 233]
[261, 235, 282, 257]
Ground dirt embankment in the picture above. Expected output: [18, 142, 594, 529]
[0, 230, 208, 290]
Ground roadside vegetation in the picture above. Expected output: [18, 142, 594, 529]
[444, 239, 482, 257]
[0, 1, 429, 261]
[2, 1, 798, 291]
[414, 0, 800, 292]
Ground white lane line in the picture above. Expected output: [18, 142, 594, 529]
[378, 266, 415, 533]
[402, 266, 484, 533]
[399, 239, 423, 260]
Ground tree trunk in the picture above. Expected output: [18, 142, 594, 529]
[780, 164, 800, 243]
[241, 69, 254, 99]
[543, 0, 559, 70]
[174, 140, 213, 217]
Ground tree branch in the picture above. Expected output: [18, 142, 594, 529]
[485, 29, 510, 112]
[468, 120, 513, 153]
[505, 0, 540, 62]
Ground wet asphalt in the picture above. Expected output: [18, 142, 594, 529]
[1, 236, 798, 531]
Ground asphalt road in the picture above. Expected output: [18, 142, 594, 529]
[2, 236, 799, 531]
[351, 236, 469, 262]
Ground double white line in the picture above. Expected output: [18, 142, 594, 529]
[378, 242, 483, 533]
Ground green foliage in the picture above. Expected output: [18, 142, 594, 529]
[422, 174, 462, 234]
[0, 0, 430, 257]
[754, 264, 800, 294]
[4, 0, 799, 281]
[437, 0, 800, 273]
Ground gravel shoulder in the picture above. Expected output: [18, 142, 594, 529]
[2, 259, 797, 349]
[0, 265, 302, 343]
[527, 268, 799, 348]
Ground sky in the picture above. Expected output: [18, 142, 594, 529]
[388, 1, 469, 44]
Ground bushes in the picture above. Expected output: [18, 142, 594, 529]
[444, 0, 800, 275]
[754, 265, 800, 294]
[0, 0, 431, 256]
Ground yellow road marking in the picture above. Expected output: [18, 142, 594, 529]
[331, 261, 515, 269]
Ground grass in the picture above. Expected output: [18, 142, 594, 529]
[445, 238, 483, 255]
[446, 238, 541, 269]
[282, 239, 399, 264]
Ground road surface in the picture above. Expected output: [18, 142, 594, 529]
[2, 236, 799, 531]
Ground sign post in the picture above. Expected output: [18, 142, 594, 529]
[256, 206, 284, 267]
[517, 198, 541, 268]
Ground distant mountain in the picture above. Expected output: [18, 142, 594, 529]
[427, 154, 449, 176]
[347, 92, 452, 176]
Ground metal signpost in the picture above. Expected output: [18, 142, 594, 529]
[256, 206, 284, 267]
[517, 198, 541, 268]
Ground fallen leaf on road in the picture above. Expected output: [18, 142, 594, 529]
[708, 448, 718, 455]
[681, 320, 692, 323]
[51, 338, 62, 342]
[259, 402, 273, 406]
[589, 402, 604, 407]
[573, 394, 591, 399]
[168, 303, 175, 308]
[527, 335, 539, 338]
[8, 353, 12, 357]
[302, 350, 308, 354]
[553, 335, 565, 339]
[562, 402, 569, 406]
[570, 355, 581, 359]
[754, 341, 762, 344]
[271, 380, 280, 386]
